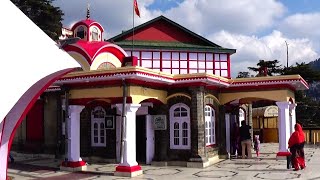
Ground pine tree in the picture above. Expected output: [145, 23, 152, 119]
[11, 0, 64, 40]
[248, 60, 283, 76]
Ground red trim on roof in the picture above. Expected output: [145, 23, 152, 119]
[63, 45, 92, 64]
[222, 84, 296, 92]
[63, 40, 126, 65]
[71, 19, 104, 33]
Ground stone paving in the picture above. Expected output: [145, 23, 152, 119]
[8, 143, 320, 179]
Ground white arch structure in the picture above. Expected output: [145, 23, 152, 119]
[0, 1, 80, 179]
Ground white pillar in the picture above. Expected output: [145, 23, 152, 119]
[289, 103, 297, 135]
[116, 104, 141, 166]
[276, 101, 291, 153]
[68, 105, 84, 162]
[115, 103, 142, 177]
[60, 105, 86, 171]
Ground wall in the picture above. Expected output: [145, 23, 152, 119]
[43, 93, 59, 153]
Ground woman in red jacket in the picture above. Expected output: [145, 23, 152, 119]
[288, 123, 306, 171]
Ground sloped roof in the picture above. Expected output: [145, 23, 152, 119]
[108, 15, 236, 54]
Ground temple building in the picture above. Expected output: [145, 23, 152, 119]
[12, 10, 308, 177]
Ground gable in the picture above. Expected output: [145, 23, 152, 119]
[109, 16, 236, 54]
[120, 19, 207, 45]
[110, 16, 225, 47]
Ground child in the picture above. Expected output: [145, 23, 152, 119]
[254, 135, 260, 157]
[9, 153, 14, 163]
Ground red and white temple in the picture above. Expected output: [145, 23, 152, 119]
[0, 2, 309, 179]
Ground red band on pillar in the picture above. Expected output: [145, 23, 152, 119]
[277, 152, 291, 156]
[116, 165, 142, 172]
[61, 160, 86, 167]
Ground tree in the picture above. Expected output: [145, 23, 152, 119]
[282, 62, 320, 84]
[282, 62, 320, 127]
[248, 60, 283, 76]
[237, 71, 251, 78]
[11, 0, 64, 40]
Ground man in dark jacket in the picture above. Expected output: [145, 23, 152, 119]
[240, 120, 252, 159]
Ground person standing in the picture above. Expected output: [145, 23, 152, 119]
[240, 120, 252, 159]
[288, 123, 306, 171]
[254, 135, 260, 157]
[231, 122, 240, 157]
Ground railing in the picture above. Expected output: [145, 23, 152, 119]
[303, 128, 320, 144]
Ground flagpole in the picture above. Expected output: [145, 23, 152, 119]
[132, 0, 135, 53]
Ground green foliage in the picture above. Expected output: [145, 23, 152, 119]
[248, 59, 283, 76]
[11, 0, 64, 40]
[309, 58, 320, 70]
[283, 62, 320, 127]
[236, 71, 251, 78]
[282, 62, 320, 84]
[244, 59, 320, 127]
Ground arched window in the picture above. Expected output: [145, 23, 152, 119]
[170, 103, 190, 149]
[91, 106, 106, 146]
[92, 27, 99, 41]
[76, 26, 85, 39]
[205, 105, 216, 145]
[97, 62, 116, 70]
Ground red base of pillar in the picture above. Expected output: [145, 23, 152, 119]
[277, 152, 291, 157]
[61, 160, 86, 168]
[114, 165, 143, 177]
[116, 165, 141, 172]
[276, 151, 291, 160]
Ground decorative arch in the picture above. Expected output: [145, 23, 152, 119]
[166, 93, 191, 101]
[219, 89, 294, 105]
[91, 52, 122, 70]
[68, 51, 91, 71]
[130, 86, 167, 105]
[140, 98, 164, 106]
[93, 44, 128, 64]
[85, 99, 111, 109]
[97, 62, 116, 70]
[204, 94, 220, 106]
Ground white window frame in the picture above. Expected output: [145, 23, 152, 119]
[170, 103, 190, 149]
[205, 105, 216, 146]
[91, 106, 106, 147]
[91, 27, 99, 41]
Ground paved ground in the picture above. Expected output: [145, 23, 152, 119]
[7, 143, 320, 179]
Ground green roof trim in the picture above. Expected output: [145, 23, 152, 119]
[108, 15, 236, 54]
[114, 40, 236, 53]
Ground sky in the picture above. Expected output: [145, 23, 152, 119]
[53, 0, 320, 77]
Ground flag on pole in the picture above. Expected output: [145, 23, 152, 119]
[134, 0, 140, 17]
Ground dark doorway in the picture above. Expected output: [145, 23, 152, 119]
[136, 115, 146, 163]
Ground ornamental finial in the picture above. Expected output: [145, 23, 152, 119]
[86, 3, 90, 19]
